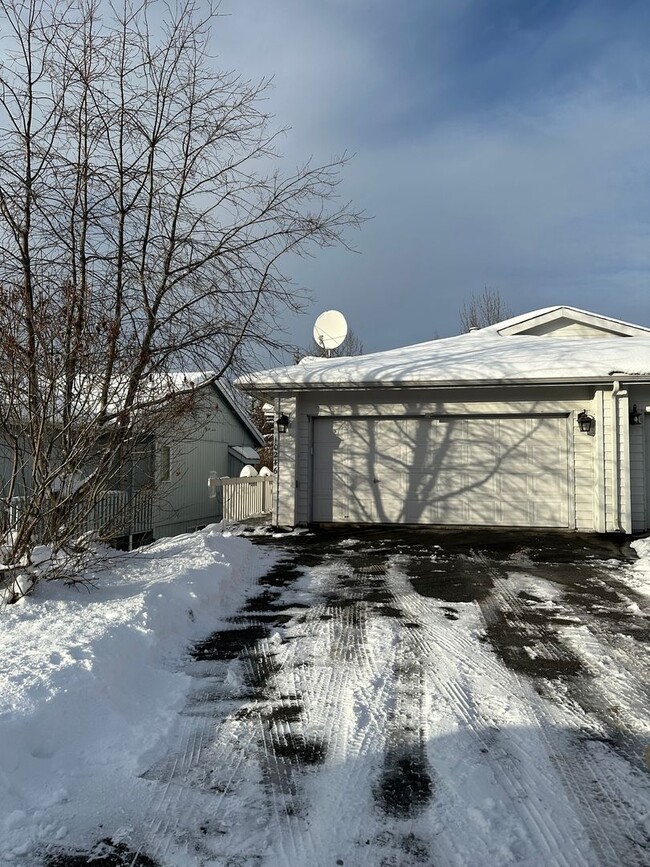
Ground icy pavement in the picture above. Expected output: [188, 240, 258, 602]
[121, 530, 648, 866]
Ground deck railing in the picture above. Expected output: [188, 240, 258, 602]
[214, 475, 274, 522]
[7, 489, 153, 541]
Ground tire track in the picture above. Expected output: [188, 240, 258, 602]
[129, 532, 649, 867]
[472, 551, 649, 867]
[386, 561, 591, 867]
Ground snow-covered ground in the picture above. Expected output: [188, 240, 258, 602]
[0, 527, 276, 865]
[1, 527, 649, 866]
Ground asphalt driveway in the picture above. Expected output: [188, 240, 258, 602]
[135, 528, 649, 867]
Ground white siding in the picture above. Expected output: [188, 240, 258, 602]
[629, 386, 650, 532]
[602, 392, 615, 530]
[599, 387, 633, 534]
[618, 390, 632, 533]
[274, 396, 297, 526]
[593, 385, 639, 534]
[573, 411, 595, 531]
[295, 386, 596, 529]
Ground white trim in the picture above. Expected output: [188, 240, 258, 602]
[158, 444, 171, 483]
[494, 306, 650, 337]
[617, 389, 632, 532]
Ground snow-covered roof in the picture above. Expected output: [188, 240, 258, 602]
[237, 309, 650, 392]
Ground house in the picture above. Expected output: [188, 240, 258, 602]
[236, 306, 650, 534]
[0, 375, 265, 545]
[150, 376, 265, 538]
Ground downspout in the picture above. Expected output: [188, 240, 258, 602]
[611, 380, 621, 532]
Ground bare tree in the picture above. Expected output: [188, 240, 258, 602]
[0, 0, 361, 600]
[459, 288, 512, 332]
[250, 400, 274, 471]
[309, 327, 364, 358]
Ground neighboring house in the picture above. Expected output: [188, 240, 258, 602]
[0, 375, 264, 544]
[151, 376, 265, 538]
[237, 306, 650, 534]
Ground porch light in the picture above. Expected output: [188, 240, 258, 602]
[276, 413, 290, 433]
[630, 404, 643, 426]
[577, 410, 593, 433]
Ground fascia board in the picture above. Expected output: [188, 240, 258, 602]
[238, 375, 650, 394]
[498, 307, 650, 337]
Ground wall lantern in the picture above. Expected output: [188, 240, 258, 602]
[577, 410, 593, 433]
[276, 413, 290, 433]
[630, 404, 643, 426]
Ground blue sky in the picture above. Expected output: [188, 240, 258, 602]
[217, 0, 650, 352]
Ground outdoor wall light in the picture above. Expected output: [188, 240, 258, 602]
[630, 404, 643, 426]
[577, 410, 593, 433]
[276, 413, 290, 433]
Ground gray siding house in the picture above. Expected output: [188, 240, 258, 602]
[238, 307, 650, 534]
[152, 378, 264, 538]
[0, 376, 264, 544]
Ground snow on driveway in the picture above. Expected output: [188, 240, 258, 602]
[2, 528, 649, 866]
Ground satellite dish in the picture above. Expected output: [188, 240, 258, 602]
[313, 310, 348, 352]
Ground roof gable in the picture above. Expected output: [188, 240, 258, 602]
[492, 306, 650, 338]
[210, 380, 265, 447]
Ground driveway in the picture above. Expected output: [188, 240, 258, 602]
[137, 529, 649, 867]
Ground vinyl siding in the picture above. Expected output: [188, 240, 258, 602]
[153, 387, 260, 538]
[573, 413, 595, 531]
[602, 393, 615, 530]
[274, 396, 297, 526]
[523, 321, 634, 338]
[629, 386, 650, 532]
[294, 386, 596, 529]
[600, 387, 632, 533]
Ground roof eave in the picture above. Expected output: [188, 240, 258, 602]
[210, 381, 266, 446]
[239, 374, 650, 394]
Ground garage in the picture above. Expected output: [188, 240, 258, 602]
[239, 306, 650, 533]
[312, 415, 570, 527]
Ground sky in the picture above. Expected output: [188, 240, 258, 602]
[215, 0, 650, 353]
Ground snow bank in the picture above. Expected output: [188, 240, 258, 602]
[628, 538, 650, 598]
[0, 526, 270, 863]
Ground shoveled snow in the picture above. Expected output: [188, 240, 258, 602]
[0, 527, 274, 864]
[629, 539, 650, 598]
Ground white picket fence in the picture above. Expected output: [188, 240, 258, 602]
[7, 489, 153, 540]
[214, 476, 274, 522]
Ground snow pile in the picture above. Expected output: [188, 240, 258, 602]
[628, 538, 650, 598]
[0, 526, 270, 864]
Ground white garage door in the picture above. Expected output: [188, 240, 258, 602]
[312, 416, 570, 527]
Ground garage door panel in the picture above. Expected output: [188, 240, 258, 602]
[313, 415, 569, 527]
[498, 474, 533, 497]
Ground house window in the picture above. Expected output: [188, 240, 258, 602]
[159, 446, 171, 482]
